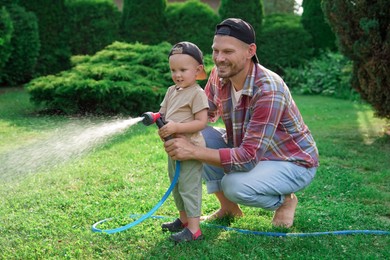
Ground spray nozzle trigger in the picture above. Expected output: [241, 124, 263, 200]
[141, 112, 172, 141]
[141, 112, 161, 126]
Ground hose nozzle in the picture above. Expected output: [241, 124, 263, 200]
[141, 111, 172, 141]
[141, 112, 161, 126]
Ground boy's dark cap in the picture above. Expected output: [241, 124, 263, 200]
[215, 18, 259, 63]
[168, 41, 207, 80]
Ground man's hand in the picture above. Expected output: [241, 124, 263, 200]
[163, 134, 195, 161]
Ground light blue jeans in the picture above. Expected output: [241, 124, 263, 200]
[202, 126, 317, 211]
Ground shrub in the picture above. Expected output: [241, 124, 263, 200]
[0, 7, 13, 80]
[301, 0, 337, 54]
[218, 0, 264, 36]
[1, 4, 40, 86]
[25, 42, 173, 116]
[322, 0, 389, 119]
[165, 0, 219, 54]
[120, 0, 167, 45]
[263, 0, 296, 15]
[19, 0, 71, 76]
[283, 51, 359, 101]
[257, 14, 314, 75]
[67, 0, 121, 55]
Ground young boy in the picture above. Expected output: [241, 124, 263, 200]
[158, 42, 209, 242]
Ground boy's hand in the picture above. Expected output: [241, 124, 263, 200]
[158, 121, 177, 139]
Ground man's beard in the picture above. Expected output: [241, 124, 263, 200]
[216, 61, 233, 78]
[216, 61, 245, 79]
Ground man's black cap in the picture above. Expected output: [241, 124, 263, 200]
[215, 18, 259, 63]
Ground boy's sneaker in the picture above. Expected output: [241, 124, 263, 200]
[161, 218, 187, 232]
[170, 228, 203, 243]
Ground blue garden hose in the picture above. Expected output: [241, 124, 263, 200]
[91, 160, 390, 237]
[91, 160, 180, 234]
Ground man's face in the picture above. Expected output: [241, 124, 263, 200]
[212, 35, 251, 79]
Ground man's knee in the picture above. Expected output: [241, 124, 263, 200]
[221, 175, 249, 204]
[202, 126, 227, 149]
[221, 174, 281, 209]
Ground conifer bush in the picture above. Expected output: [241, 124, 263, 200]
[0, 7, 13, 81]
[218, 0, 264, 35]
[1, 4, 40, 86]
[301, 0, 337, 54]
[120, 0, 167, 45]
[25, 42, 173, 116]
[258, 14, 314, 75]
[165, 0, 219, 54]
[67, 0, 121, 55]
[18, 0, 71, 76]
[322, 0, 389, 119]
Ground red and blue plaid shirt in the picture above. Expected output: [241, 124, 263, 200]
[205, 64, 319, 173]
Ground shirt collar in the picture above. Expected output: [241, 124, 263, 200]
[241, 62, 256, 97]
[219, 63, 256, 97]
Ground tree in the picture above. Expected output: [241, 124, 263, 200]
[258, 14, 313, 75]
[0, 7, 13, 80]
[218, 0, 264, 38]
[165, 0, 219, 54]
[120, 0, 167, 45]
[263, 0, 296, 15]
[322, 0, 390, 119]
[67, 0, 121, 55]
[301, 0, 336, 54]
[18, 0, 71, 76]
[1, 4, 40, 86]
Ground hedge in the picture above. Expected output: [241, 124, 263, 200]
[26, 42, 173, 116]
[1, 4, 40, 86]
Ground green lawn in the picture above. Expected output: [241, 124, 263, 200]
[1, 88, 389, 259]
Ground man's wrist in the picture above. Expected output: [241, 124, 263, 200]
[190, 142, 201, 161]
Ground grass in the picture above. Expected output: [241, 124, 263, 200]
[0, 88, 389, 259]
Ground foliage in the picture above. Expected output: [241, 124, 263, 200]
[25, 41, 173, 116]
[120, 0, 167, 45]
[218, 0, 264, 39]
[0, 91, 389, 259]
[165, 0, 219, 54]
[18, 0, 71, 76]
[1, 4, 40, 86]
[322, 0, 390, 119]
[263, 0, 296, 15]
[301, 0, 337, 54]
[0, 0, 19, 5]
[0, 6, 13, 79]
[66, 0, 121, 55]
[283, 51, 359, 101]
[258, 14, 314, 75]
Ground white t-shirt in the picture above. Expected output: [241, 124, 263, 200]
[231, 86, 242, 107]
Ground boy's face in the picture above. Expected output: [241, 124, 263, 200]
[169, 54, 202, 88]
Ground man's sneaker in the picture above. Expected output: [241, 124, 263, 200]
[161, 218, 187, 232]
[170, 228, 204, 243]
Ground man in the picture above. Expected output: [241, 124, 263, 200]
[163, 18, 319, 228]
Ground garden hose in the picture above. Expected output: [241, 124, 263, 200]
[91, 159, 389, 237]
[92, 111, 174, 234]
[92, 111, 389, 236]
[91, 160, 180, 234]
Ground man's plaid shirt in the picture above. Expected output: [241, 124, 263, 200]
[205, 64, 319, 173]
